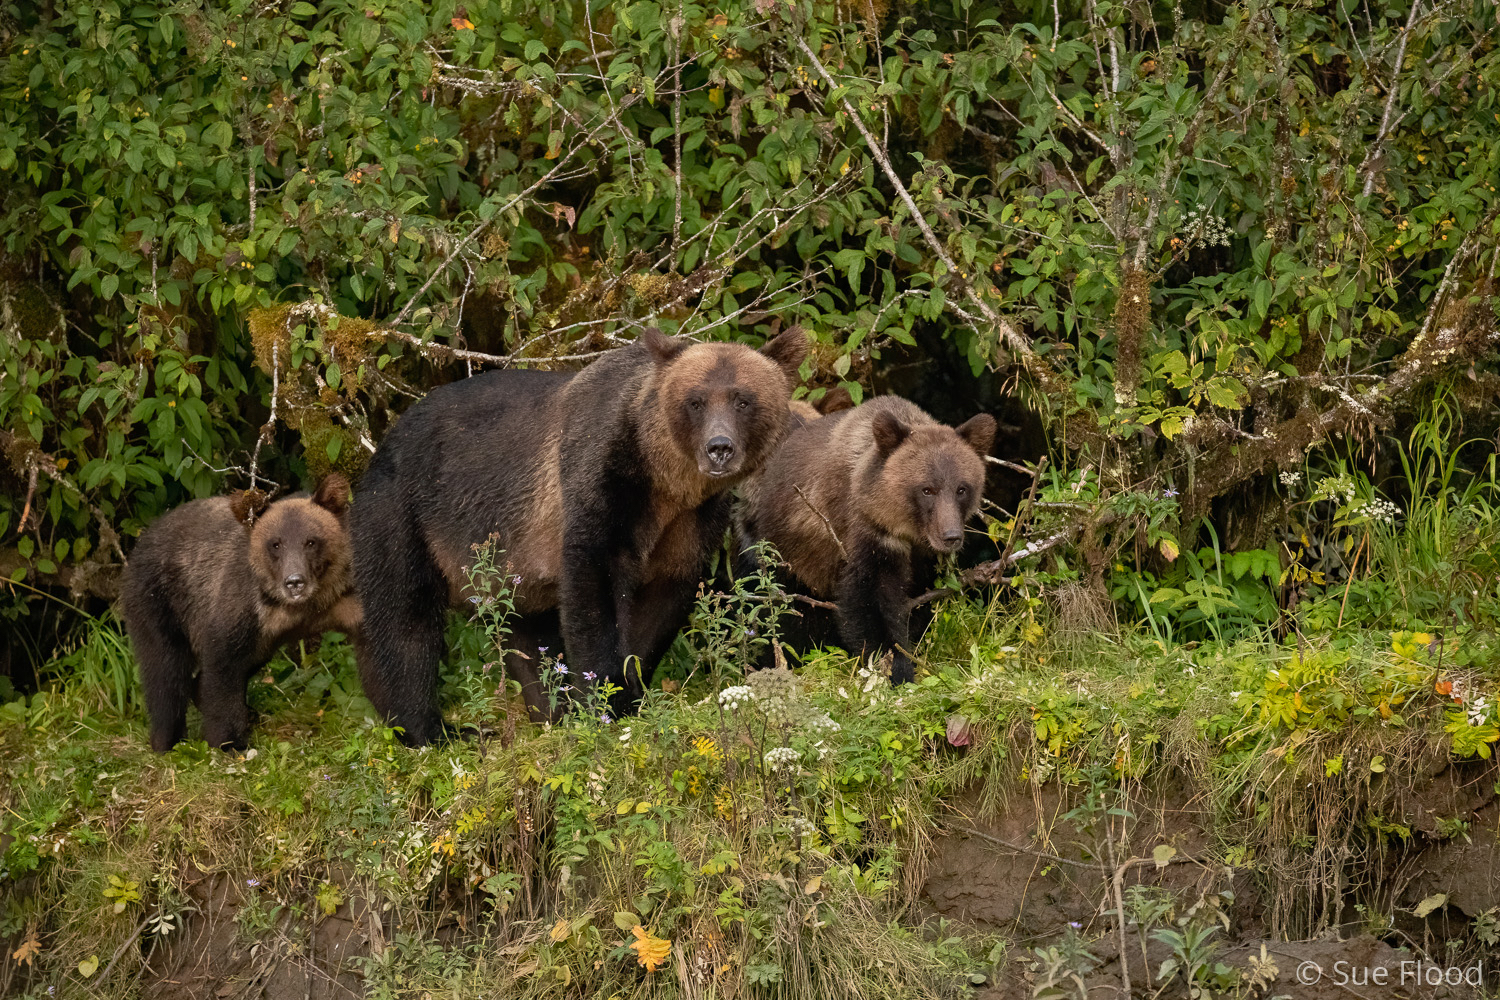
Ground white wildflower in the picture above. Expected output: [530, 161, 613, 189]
[718, 685, 754, 712]
[1279, 470, 1302, 487]
[764, 746, 801, 772]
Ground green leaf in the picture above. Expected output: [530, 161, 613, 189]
[203, 121, 233, 151]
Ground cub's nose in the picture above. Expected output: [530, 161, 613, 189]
[283, 574, 307, 597]
[706, 436, 736, 467]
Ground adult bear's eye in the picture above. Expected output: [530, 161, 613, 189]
[688, 398, 703, 411]
[270, 540, 281, 551]
[922, 487, 935, 497]
[956, 486, 968, 497]
[735, 395, 751, 410]
[305, 539, 317, 550]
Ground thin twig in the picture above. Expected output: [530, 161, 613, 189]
[794, 485, 848, 560]
[248, 339, 279, 494]
[1360, 1, 1423, 197]
[389, 110, 629, 328]
[792, 37, 1056, 388]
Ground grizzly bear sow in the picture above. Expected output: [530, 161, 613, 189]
[120, 476, 360, 752]
[743, 397, 995, 684]
[352, 327, 806, 745]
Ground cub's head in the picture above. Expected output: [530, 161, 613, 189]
[643, 326, 808, 482]
[232, 474, 352, 605]
[870, 411, 996, 554]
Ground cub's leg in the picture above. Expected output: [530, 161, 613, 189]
[835, 534, 917, 685]
[127, 600, 197, 753]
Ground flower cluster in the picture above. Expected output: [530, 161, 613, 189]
[1279, 470, 1302, 487]
[856, 656, 888, 704]
[782, 815, 818, 840]
[1313, 475, 1357, 505]
[746, 666, 797, 724]
[1180, 207, 1233, 249]
[1468, 694, 1494, 727]
[1348, 497, 1401, 525]
[764, 746, 801, 772]
[718, 685, 754, 712]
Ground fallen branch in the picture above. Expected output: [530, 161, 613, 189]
[911, 526, 1079, 607]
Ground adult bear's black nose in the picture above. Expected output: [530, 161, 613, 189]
[284, 574, 306, 596]
[941, 528, 963, 544]
[706, 436, 735, 466]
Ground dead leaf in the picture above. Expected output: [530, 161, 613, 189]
[548, 917, 571, 943]
[11, 934, 40, 966]
[451, 17, 475, 30]
[629, 925, 671, 971]
[1413, 893, 1447, 918]
[1152, 844, 1177, 868]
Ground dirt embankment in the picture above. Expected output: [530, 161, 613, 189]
[923, 761, 1499, 1000]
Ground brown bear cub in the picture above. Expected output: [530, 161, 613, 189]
[120, 475, 360, 752]
[352, 327, 806, 744]
[742, 397, 995, 684]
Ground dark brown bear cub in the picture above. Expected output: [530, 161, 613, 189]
[120, 475, 360, 752]
[743, 397, 995, 684]
[352, 327, 806, 744]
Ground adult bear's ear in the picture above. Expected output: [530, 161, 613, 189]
[760, 325, 808, 379]
[229, 488, 272, 527]
[312, 473, 352, 518]
[641, 327, 687, 365]
[871, 410, 910, 458]
[954, 413, 997, 458]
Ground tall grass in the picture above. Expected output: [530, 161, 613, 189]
[1368, 386, 1500, 622]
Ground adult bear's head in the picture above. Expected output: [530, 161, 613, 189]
[640, 326, 808, 484]
[232, 474, 353, 605]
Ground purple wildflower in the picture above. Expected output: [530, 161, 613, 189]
[554, 663, 568, 675]
[247, 878, 261, 888]
[1163, 488, 1179, 498]
[583, 671, 597, 682]
[600, 713, 612, 724]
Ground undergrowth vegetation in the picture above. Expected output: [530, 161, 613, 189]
[4, 513, 1499, 997]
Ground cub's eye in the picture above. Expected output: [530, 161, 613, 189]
[305, 539, 317, 550]
[270, 540, 281, 551]
[956, 486, 969, 497]
[688, 398, 704, 411]
[735, 397, 751, 410]
[922, 487, 935, 497]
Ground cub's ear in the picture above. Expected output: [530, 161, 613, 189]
[816, 384, 855, 415]
[229, 489, 272, 527]
[312, 473, 352, 518]
[759, 325, 808, 379]
[641, 327, 687, 365]
[871, 410, 910, 458]
[954, 413, 997, 458]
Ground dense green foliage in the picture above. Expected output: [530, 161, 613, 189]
[5, 0, 1500, 624]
